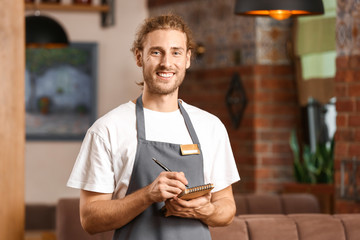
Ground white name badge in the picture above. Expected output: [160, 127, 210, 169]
[180, 144, 200, 155]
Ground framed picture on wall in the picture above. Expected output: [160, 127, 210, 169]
[25, 42, 97, 140]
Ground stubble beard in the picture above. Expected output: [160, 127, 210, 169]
[143, 66, 185, 95]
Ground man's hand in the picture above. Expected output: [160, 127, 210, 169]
[147, 171, 188, 202]
[163, 186, 236, 227]
[164, 193, 214, 219]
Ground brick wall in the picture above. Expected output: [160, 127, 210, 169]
[334, 0, 360, 213]
[334, 56, 360, 213]
[180, 65, 299, 193]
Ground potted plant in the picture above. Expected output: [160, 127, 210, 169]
[289, 130, 334, 184]
[284, 130, 335, 213]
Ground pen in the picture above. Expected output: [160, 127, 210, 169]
[152, 158, 188, 187]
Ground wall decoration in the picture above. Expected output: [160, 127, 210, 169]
[226, 73, 247, 129]
[25, 42, 97, 140]
[340, 158, 360, 201]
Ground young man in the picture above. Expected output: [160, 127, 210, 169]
[67, 14, 240, 240]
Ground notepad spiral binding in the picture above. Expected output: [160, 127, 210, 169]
[186, 183, 214, 193]
[178, 183, 214, 200]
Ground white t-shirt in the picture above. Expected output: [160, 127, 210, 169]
[67, 100, 240, 199]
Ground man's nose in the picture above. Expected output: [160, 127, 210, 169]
[160, 53, 172, 68]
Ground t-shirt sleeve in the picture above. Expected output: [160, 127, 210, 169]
[207, 121, 240, 193]
[67, 130, 115, 193]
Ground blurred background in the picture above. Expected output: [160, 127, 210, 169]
[1, 0, 360, 239]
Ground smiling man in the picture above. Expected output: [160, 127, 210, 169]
[67, 14, 240, 240]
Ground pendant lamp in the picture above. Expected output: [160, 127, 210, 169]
[26, 12, 69, 48]
[234, 0, 324, 21]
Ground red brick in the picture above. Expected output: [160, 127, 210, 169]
[356, 99, 360, 111]
[349, 115, 360, 127]
[259, 78, 295, 90]
[334, 171, 342, 184]
[233, 130, 256, 141]
[254, 143, 270, 152]
[335, 70, 358, 83]
[254, 117, 272, 128]
[348, 55, 360, 70]
[335, 142, 349, 158]
[253, 65, 273, 75]
[336, 99, 355, 112]
[255, 168, 272, 178]
[354, 129, 360, 141]
[260, 131, 290, 142]
[271, 117, 298, 128]
[334, 158, 342, 170]
[238, 118, 254, 128]
[255, 90, 297, 103]
[335, 129, 355, 141]
[236, 156, 256, 165]
[272, 143, 292, 154]
[348, 83, 360, 97]
[262, 156, 292, 166]
[336, 56, 349, 70]
[335, 70, 347, 82]
[335, 84, 347, 97]
[256, 104, 298, 116]
[254, 92, 272, 102]
[349, 143, 360, 156]
[336, 114, 348, 127]
[272, 92, 297, 102]
[233, 145, 254, 157]
[344, 70, 356, 82]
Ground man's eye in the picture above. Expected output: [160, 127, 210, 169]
[174, 51, 182, 56]
[152, 51, 160, 55]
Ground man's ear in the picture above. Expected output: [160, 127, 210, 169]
[135, 49, 143, 67]
[186, 50, 191, 69]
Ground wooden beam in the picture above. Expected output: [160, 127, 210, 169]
[0, 1, 25, 240]
[25, 3, 109, 12]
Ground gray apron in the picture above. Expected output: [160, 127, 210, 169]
[113, 96, 211, 240]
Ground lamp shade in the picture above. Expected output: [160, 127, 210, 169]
[235, 0, 324, 20]
[26, 15, 69, 48]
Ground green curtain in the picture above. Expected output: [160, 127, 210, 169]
[296, 0, 336, 80]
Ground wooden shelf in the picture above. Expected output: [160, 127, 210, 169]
[25, 3, 109, 12]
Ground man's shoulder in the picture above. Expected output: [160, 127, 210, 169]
[89, 101, 135, 133]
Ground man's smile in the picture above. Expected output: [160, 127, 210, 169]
[157, 72, 175, 79]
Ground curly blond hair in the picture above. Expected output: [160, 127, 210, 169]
[131, 13, 196, 54]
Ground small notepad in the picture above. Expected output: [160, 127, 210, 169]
[178, 183, 214, 200]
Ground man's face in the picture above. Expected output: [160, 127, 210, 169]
[136, 29, 191, 96]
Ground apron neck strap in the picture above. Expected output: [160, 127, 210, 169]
[135, 95, 200, 145]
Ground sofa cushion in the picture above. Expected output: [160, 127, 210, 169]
[282, 193, 320, 214]
[288, 214, 346, 240]
[244, 215, 298, 240]
[334, 214, 360, 240]
[245, 194, 283, 214]
[234, 193, 320, 215]
[210, 217, 248, 240]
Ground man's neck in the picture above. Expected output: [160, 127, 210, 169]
[141, 91, 179, 112]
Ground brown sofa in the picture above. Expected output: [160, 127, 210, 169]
[210, 214, 360, 240]
[212, 194, 360, 240]
[27, 193, 360, 240]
